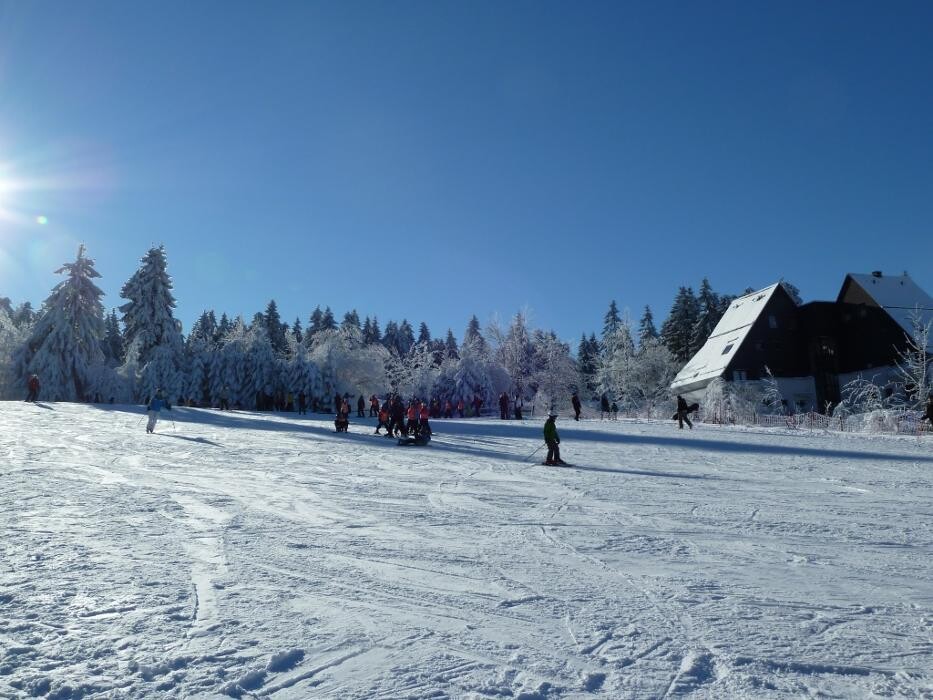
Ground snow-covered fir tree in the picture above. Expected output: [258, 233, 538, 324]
[660, 286, 699, 363]
[417, 322, 431, 346]
[464, 315, 486, 355]
[16, 245, 107, 402]
[603, 300, 622, 340]
[638, 305, 658, 346]
[119, 245, 184, 402]
[444, 329, 459, 360]
[0, 302, 30, 399]
[397, 320, 415, 355]
[102, 309, 124, 366]
[292, 317, 303, 346]
[690, 278, 722, 356]
[320, 307, 337, 331]
[341, 310, 361, 332]
[577, 333, 598, 397]
[263, 299, 287, 355]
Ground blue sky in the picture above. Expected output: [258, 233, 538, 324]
[1, 0, 932, 344]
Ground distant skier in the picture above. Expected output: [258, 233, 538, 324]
[513, 395, 523, 420]
[676, 395, 693, 430]
[298, 391, 307, 415]
[375, 405, 390, 435]
[572, 392, 582, 421]
[472, 395, 483, 418]
[219, 385, 230, 411]
[457, 398, 465, 418]
[357, 394, 365, 418]
[610, 401, 619, 420]
[146, 389, 171, 434]
[25, 374, 40, 402]
[499, 392, 509, 420]
[543, 412, 566, 466]
[600, 394, 610, 419]
[369, 395, 379, 417]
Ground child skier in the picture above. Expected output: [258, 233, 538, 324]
[543, 412, 566, 466]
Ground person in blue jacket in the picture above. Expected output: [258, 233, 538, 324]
[146, 389, 171, 434]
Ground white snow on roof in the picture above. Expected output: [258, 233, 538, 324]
[846, 273, 933, 347]
[671, 283, 780, 392]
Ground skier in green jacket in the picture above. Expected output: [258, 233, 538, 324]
[543, 412, 566, 466]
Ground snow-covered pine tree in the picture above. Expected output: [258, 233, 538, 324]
[292, 317, 303, 346]
[638, 305, 658, 346]
[444, 329, 459, 360]
[102, 309, 125, 366]
[308, 306, 324, 339]
[320, 307, 337, 331]
[597, 317, 636, 407]
[660, 286, 699, 363]
[603, 300, 622, 341]
[382, 321, 400, 353]
[464, 315, 487, 355]
[368, 316, 382, 345]
[215, 313, 231, 343]
[417, 322, 431, 346]
[577, 333, 597, 396]
[0, 302, 29, 399]
[13, 302, 37, 330]
[341, 309, 361, 332]
[690, 278, 721, 356]
[17, 245, 107, 401]
[184, 332, 212, 405]
[263, 300, 287, 355]
[119, 245, 184, 402]
[398, 320, 415, 355]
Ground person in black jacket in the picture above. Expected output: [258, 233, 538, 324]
[357, 394, 365, 417]
[676, 395, 693, 429]
[499, 392, 509, 419]
[572, 392, 582, 421]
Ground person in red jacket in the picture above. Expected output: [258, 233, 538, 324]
[472, 395, 483, 418]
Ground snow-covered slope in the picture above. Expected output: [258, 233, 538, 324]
[2, 403, 931, 698]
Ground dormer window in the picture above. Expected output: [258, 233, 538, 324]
[721, 343, 734, 355]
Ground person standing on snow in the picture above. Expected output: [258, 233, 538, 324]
[543, 412, 566, 466]
[298, 391, 307, 415]
[676, 395, 693, 430]
[357, 394, 366, 418]
[146, 389, 171, 434]
[25, 374, 40, 402]
[571, 392, 582, 421]
[219, 385, 230, 411]
[499, 392, 510, 420]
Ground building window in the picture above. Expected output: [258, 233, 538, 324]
[722, 343, 734, 355]
[768, 314, 778, 329]
[734, 369, 748, 381]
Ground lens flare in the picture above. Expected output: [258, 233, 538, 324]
[35, 215, 48, 225]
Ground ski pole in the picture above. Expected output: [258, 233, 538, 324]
[525, 444, 545, 461]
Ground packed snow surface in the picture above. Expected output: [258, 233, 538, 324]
[2, 403, 931, 698]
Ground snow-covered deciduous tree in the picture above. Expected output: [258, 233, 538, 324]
[15, 246, 108, 402]
[120, 246, 184, 402]
[433, 338, 509, 407]
[530, 332, 578, 413]
[626, 338, 679, 417]
[496, 311, 534, 398]
[761, 365, 785, 414]
[309, 326, 389, 398]
[840, 374, 890, 414]
[597, 316, 636, 402]
[894, 307, 931, 409]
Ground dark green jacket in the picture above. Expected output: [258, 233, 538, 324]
[543, 419, 559, 443]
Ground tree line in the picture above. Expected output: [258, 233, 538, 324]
[0, 244, 776, 415]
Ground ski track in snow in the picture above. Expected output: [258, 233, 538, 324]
[1, 403, 932, 698]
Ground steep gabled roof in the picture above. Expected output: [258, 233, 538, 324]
[839, 273, 933, 347]
[671, 283, 781, 393]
